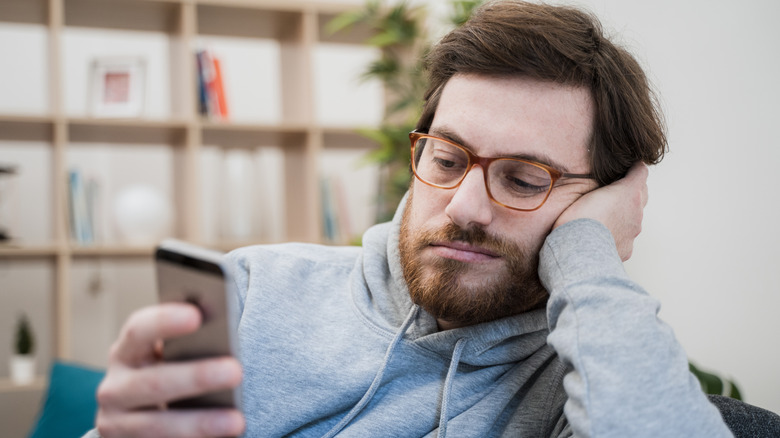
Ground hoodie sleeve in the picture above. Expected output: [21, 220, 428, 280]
[539, 219, 732, 438]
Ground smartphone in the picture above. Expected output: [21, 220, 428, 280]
[155, 239, 241, 410]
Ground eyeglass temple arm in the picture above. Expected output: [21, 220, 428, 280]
[561, 172, 596, 179]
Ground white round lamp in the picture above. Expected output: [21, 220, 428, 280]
[113, 185, 172, 245]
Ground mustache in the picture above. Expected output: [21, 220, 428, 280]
[417, 223, 515, 257]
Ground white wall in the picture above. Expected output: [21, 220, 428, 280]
[552, 0, 780, 413]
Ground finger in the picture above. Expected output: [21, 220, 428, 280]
[97, 408, 245, 438]
[98, 357, 242, 410]
[110, 303, 202, 366]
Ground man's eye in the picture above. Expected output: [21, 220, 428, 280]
[504, 175, 548, 195]
[434, 157, 457, 168]
[430, 149, 466, 170]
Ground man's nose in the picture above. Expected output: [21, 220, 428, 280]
[444, 165, 494, 229]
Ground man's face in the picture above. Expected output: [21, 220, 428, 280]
[399, 74, 597, 329]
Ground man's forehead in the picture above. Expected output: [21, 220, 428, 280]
[428, 125, 575, 173]
[430, 74, 594, 173]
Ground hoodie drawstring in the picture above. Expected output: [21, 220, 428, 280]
[320, 305, 421, 438]
[437, 337, 467, 438]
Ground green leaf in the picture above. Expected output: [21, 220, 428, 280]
[356, 128, 393, 147]
[362, 58, 400, 82]
[450, 0, 483, 26]
[689, 361, 743, 400]
[726, 378, 743, 400]
[366, 31, 403, 47]
[325, 10, 368, 35]
[15, 313, 34, 355]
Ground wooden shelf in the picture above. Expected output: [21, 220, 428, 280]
[197, 3, 302, 39]
[0, 0, 378, 366]
[322, 128, 379, 150]
[0, 245, 60, 258]
[69, 245, 156, 258]
[0, 0, 49, 25]
[0, 244, 160, 258]
[64, 0, 182, 33]
[0, 377, 47, 394]
[67, 118, 189, 145]
[199, 119, 309, 132]
[0, 115, 54, 142]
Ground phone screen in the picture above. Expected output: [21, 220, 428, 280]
[155, 241, 240, 409]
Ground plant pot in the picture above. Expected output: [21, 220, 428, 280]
[10, 354, 35, 385]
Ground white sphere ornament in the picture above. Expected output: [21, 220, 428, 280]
[113, 185, 172, 244]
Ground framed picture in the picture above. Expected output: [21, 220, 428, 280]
[90, 57, 146, 118]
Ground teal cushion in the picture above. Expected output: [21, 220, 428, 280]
[28, 360, 105, 438]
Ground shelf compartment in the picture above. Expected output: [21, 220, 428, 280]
[69, 257, 157, 367]
[197, 2, 312, 126]
[0, 258, 54, 379]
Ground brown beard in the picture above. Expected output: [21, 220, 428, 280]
[399, 192, 549, 328]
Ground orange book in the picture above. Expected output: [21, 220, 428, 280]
[212, 57, 229, 119]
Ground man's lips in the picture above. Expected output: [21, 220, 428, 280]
[428, 241, 501, 263]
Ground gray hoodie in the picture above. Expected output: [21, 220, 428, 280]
[225, 201, 732, 437]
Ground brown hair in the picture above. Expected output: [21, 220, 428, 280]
[417, 0, 666, 185]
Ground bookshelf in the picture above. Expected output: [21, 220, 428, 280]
[0, 0, 380, 391]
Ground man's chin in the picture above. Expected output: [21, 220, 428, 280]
[408, 255, 548, 326]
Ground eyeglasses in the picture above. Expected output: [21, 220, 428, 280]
[409, 131, 595, 211]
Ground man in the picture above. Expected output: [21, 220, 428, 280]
[89, 1, 734, 437]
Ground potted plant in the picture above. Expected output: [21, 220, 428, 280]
[10, 313, 35, 384]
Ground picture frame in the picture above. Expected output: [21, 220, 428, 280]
[90, 57, 146, 118]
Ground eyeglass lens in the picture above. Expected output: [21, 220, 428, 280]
[412, 136, 553, 210]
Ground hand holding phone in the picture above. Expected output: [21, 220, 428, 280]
[155, 239, 242, 409]
[95, 240, 244, 437]
[95, 304, 244, 437]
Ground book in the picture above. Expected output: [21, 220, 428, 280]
[196, 49, 229, 120]
[320, 177, 338, 243]
[195, 51, 209, 117]
[213, 57, 229, 119]
[320, 175, 354, 244]
[67, 169, 99, 245]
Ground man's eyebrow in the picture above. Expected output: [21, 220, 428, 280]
[429, 126, 574, 173]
